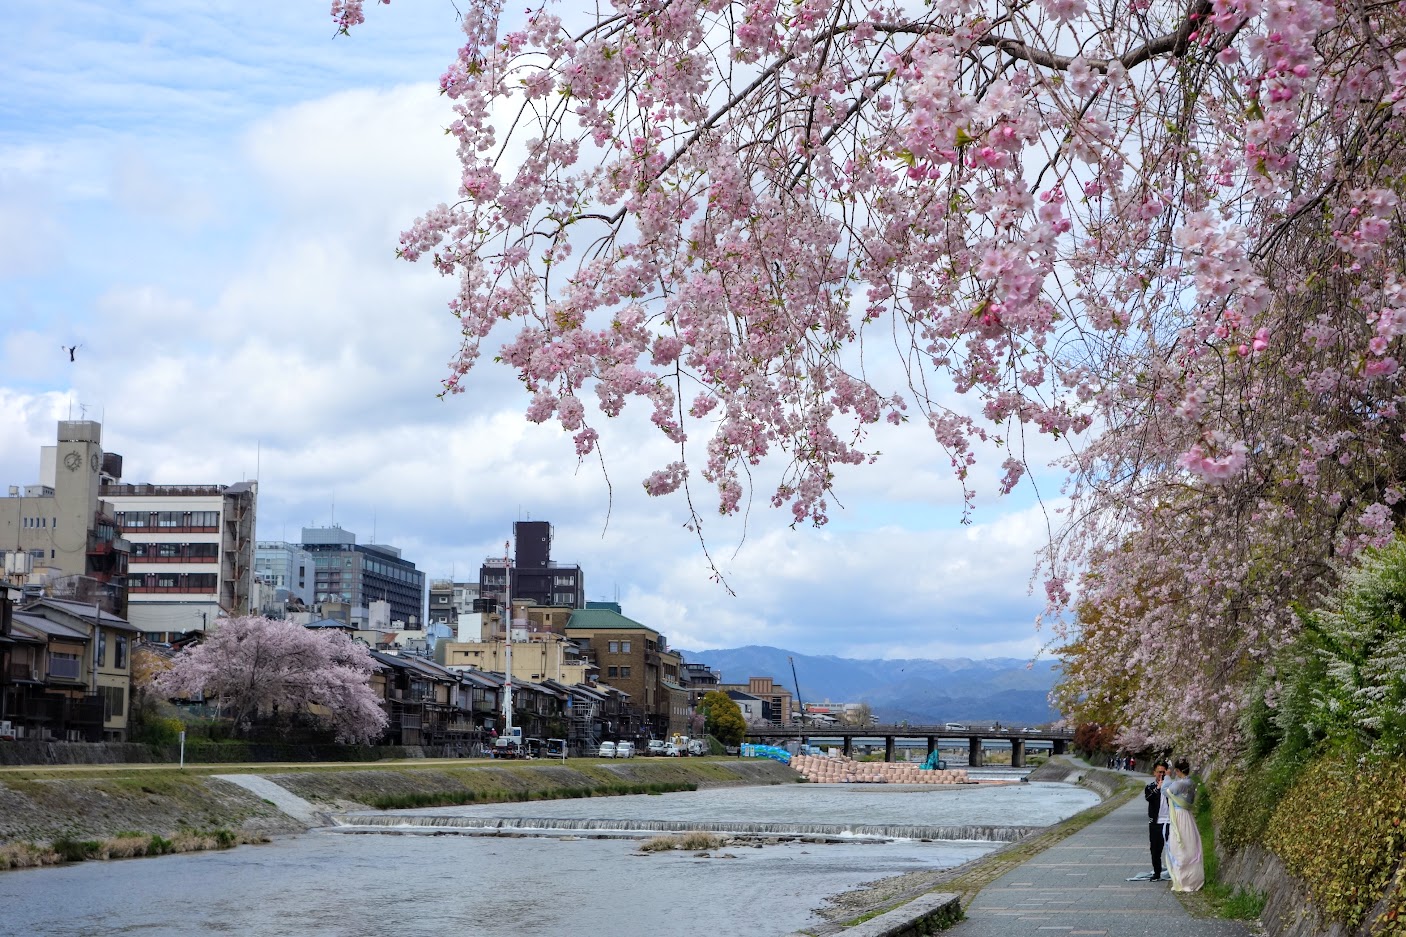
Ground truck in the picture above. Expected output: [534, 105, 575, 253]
[493, 726, 528, 759]
[669, 734, 709, 757]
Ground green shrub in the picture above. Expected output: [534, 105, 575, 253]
[51, 837, 103, 863]
[135, 716, 186, 747]
[1265, 754, 1406, 929]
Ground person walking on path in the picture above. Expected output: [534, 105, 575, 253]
[1165, 758, 1205, 891]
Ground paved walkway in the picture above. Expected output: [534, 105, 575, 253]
[213, 773, 326, 824]
[946, 791, 1252, 937]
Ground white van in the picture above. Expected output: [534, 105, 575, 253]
[597, 741, 617, 758]
[616, 741, 636, 758]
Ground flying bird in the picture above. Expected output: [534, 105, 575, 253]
[63, 344, 81, 362]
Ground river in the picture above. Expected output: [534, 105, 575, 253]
[0, 780, 1099, 937]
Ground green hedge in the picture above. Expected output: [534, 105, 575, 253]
[1219, 752, 1406, 932]
[174, 740, 415, 764]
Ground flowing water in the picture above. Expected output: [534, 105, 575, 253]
[0, 781, 1099, 937]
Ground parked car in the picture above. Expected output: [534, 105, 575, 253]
[597, 741, 617, 758]
[647, 739, 666, 756]
[687, 739, 707, 757]
[662, 742, 682, 757]
[616, 741, 636, 758]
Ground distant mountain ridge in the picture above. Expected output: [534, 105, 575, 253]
[677, 645, 1061, 726]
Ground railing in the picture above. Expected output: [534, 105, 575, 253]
[47, 658, 82, 680]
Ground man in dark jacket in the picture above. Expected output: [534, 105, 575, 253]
[1138, 761, 1170, 881]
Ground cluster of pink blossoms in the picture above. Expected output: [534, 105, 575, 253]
[338, 0, 1406, 758]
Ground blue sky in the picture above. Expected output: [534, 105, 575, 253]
[0, 1, 1065, 661]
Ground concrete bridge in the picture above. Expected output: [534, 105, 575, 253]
[742, 724, 1073, 768]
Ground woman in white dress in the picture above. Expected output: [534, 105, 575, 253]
[1163, 758, 1204, 891]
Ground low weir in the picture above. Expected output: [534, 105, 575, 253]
[327, 813, 1041, 843]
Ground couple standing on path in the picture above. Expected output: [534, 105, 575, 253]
[1139, 758, 1204, 890]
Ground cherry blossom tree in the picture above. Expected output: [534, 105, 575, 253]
[154, 616, 388, 745]
[334, 0, 1406, 758]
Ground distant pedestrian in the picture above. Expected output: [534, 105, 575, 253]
[1164, 759, 1204, 891]
[1137, 760, 1169, 882]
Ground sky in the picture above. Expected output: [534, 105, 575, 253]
[0, 1, 1071, 662]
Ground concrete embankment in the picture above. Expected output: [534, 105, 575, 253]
[0, 757, 798, 850]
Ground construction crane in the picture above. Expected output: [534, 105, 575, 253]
[789, 656, 805, 727]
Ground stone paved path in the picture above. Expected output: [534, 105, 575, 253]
[946, 793, 1252, 937]
[213, 773, 325, 825]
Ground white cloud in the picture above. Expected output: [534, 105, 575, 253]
[0, 1, 1068, 663]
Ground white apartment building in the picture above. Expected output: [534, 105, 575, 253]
[102, 481, 257, 641]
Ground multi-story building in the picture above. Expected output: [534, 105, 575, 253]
[478, 520, 584, 611]
[104, 478, 257, 642]
[5, 593, 139, 742]
[254, 541, 315, 617]
[565, 602, 684, 739]
[301, 526, 424, 630]
[427, 579, 479, 629]
[434, 629, 593, 685]
[0, 421, 128, 614]
[717, 676, 794, 726]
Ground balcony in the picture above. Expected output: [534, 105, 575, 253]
[47, 658, 82, 681]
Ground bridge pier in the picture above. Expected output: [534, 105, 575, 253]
[1053, 739, 1067, 755]
[1011, 738, 1026, 768]
[968, 736, 982, 767]
[926, 736, 936, 759]
[843, 736, 853, 757]
[884, 736, 895, 762]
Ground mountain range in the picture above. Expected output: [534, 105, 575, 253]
[677, 645, 1062, 726]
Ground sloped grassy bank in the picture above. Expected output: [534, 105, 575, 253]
[0, 757, 798, 869]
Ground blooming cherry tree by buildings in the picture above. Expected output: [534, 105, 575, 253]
[337, 0, 1406, 757]
[154, 616, 388, 745]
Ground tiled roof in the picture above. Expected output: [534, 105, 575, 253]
[12, 612, 88, 641]
[24, 598, 139, 632]
[565, 607, 655, 632]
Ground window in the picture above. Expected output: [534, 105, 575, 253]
[620, 666, 631, 678]
[115, 635, 128, 669]
[607, 666, 618, 678]
[608, 641, 619, 653]
[621, 641, 631, 653]
[101, 685, 126, 720]
[97, 631, 108, 667]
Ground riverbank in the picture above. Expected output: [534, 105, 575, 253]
[803, 758, 1137, 931]
[0, 756, 799, 863]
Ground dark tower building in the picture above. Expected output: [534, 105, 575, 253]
[478, 520, 584, 612]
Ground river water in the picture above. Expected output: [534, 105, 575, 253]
[0, 780, 1099, 937]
